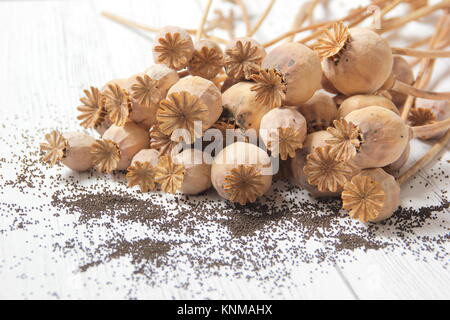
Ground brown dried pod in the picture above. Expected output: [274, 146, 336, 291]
[129, 64, 179, 110]
[383, 143, 410, 177]
[152, 26, 195, 71]
[342, 168, 400, 223]
[315, 22, 393, 96]
[303, 130, 333, 155]
[40, 131, 96, 172]
[297, 92, 338, 133]
[259, 107, 307, 160]
[103, 83, 133, 127]
[173, 149, 212, 195]
[337, 94, 399, 118]
[224, 37, 266, 80]
[252, 42, 322, 108]
[158, 76, 223, 141]
[77, 86, 107, 131]
[411, 99, 450, 139]
[289, 150, 341, 198]
[91, 122, 150, 172]
[126, 149, 160, 193]
[222, 82, 272, 131]
[327, 107, 410, 168]
[388, 56, 415, 108]
[303, 145, 355, 193]
[188, 40, 224, 80]
[211, 142, 272, 205]
[154, 155, 186, 194]
[149, 125, 179, 156]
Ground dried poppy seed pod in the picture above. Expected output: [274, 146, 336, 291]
[211, 142, 273, 205]
[91, 122, 150, 172]
[126, 149, 160, 193]
[222, 82, 272, 131]
[259, 107, 307, 160]
[337, 94, 399, 118]
[303, 130, 333, 155]
[40, 131, 96, 172]
[289, 150, 341, 198]
[410, 99, 450, 139]
[342, 168, 400, 223]
[327, 107, 410, 169]
[383, 143, 410, 177]
[173, 149, 212, 195]
[77, 87, 107, 134]
[388, 56, 415, 108]
[188, 40, 224, 80]
[158, 76, 223, 142]
[303, 145, 356, 193]
[131, 149, 160, 166]
[315, 23, 393, 96]
[149, 125, 179, 156]
[251, 42, 322, 109]
[152, 26, 194, 71]
[224, 37, 266, 80]
[297, 92, 338, 133]
[129, 64, 179, 110]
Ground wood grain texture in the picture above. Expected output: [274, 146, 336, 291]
[0, 0, 449, 300]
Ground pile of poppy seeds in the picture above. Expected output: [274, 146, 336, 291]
[2, 1, 450, 298]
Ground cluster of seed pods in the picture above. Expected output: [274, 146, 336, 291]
[40, 0, 450, 224]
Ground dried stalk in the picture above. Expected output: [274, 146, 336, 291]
[391, 47, 450, 58]
[101, 11, 194, 34]
[247, 0, 276, 37]
[378, 0, 450, 34]
[401, 13, 450, 120]
[197, 0, 214, 41]
[235, 0, 251, 34]
[397, 129, 450, 185]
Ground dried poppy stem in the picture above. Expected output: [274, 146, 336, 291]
[196, 0, 214, 41]
[391, 47, 450, 58]
[378, 0, 450, 34]
[409, 36, 432, 49]
[266, 0, 385, 47]
[411, 117, 450, 138]
[347, 0, 393, 28]
[102, 11, 195, 34]
[380, 0, 404, 18]
[235, 0, 251, 34]
[285, 0, 320, 42]
[101, 11, 228, 44]
[397, 129, 450, 185]
[392, 81, 450, 100]
[402, 14, 449, 120]
[263, 21, 328, 48]
[247, 0, 276, 37]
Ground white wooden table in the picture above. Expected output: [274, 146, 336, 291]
[0, 0, 449, 300]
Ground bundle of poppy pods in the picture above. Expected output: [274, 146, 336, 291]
[41, 0, 450, 223]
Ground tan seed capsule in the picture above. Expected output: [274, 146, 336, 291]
[297, 92, 338, 133]
[259, 107, 307, 161]
[253, 42, 322, 108]
[188, 40, 224, 80]
[40, 131, 96, 172]
[91, 122, 150, 172]
[224, 37, 266, 80]
[152, 26, 194, 71]
[337, 94, 399, 119]
[173, 149, 212, 195]
[222, 82, 272, 131]
[342, 168, 400, 223]
[211, 142, 272, 205]
[316, 23, 393, 96]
